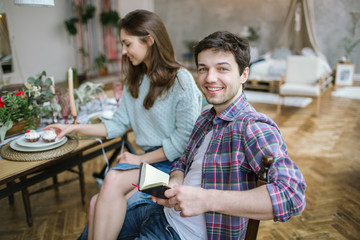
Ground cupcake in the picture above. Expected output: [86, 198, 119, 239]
[42, 129, 58, 143]
[24, 130, 41, 142]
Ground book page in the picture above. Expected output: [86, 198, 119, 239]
[139, 163, 169, 190]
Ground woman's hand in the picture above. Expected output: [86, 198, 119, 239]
[43, 124, 76, 140]
[116, 152, 142, 165]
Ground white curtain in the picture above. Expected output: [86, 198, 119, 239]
[275, 0, 327, 61]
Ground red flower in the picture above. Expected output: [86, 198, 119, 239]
[0, 98, 4, 108]
[15, 91, 25, 98]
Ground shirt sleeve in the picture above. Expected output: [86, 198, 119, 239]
[244, 119, 307, 222]
[161, 69, 202, 161]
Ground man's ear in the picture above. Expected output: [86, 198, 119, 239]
[146, 34, 155, 47]
[240, 67, 249, 84]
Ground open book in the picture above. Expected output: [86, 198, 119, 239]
[137, 162, 170, 199]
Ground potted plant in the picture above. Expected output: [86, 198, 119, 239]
[341, 36, 360, 62]
[64, 3, 96, 80]
[100, 9, 121, 64]
[0, 71, 59, 141]
[100, 10, 120, 28]
[94, 54, 108, 76]
[73, 81, 106, 113]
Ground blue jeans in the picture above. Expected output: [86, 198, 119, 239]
[78, 203, 180, 240]
[78, 147, 177, 239]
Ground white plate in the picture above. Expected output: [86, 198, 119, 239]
[16, 132, 65, 148]
[10, 137, 67, 152]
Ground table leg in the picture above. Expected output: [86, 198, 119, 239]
[21, 185, 33, 227]
[7, 182, 15, 205]
[78, 163, 86, 205]
[52, 175, 59, 192]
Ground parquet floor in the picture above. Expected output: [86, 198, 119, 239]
[0, 85, 359, 240]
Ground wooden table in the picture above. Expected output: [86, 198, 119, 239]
[0, 135, 128, 227]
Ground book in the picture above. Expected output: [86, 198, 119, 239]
[137, 162, 170, 199]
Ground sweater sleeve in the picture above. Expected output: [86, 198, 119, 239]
[162, 69, 202, 161]
[103, 89, 131, 139]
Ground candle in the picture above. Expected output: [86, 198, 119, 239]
[68, 68, 77, 121]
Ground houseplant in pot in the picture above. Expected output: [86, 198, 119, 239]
[0, 71, 59, 141]
[95, 54, 108, 76]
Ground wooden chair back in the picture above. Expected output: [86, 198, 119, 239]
[244, 155, 274, 240]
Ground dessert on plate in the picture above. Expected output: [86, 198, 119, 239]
[42, 129, 58, 143]
[24, 130, 41, 142]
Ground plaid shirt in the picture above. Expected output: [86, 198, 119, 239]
[171, 92, 306, 240]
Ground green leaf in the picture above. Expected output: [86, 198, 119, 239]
[65, 18, 78, 35]
[27, 77, 36, 84]
[0, 120, 13, 142]
[44, 78, 52, 86]
[34, 78, 42, 86]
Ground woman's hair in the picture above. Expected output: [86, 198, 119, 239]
[119, 10, 181, 109]
[194, 31, 250, 76]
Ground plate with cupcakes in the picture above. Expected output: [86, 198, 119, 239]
[10, 129, 68, 152]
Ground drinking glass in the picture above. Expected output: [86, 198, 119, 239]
[112, 81, 123, 108]
[59, 95, 70, 124]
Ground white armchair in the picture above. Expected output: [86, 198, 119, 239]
[277, 56, 333, 116]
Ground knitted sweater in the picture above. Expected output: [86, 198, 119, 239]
[103, 68, 202, 161]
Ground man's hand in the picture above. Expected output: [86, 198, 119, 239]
[116, 152, 142, 165]
[155, 186, 209, 217]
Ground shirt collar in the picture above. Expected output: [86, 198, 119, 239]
[209, 92, 253, 123]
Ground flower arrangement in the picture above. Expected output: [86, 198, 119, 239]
[74, 81, 106, 112]
[0, 71, 60, 141]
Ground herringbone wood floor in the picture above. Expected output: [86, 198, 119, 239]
[1, 85, 359, 239]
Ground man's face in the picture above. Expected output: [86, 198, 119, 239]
[197, 49, 248, 114]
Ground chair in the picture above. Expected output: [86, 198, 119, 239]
[245, 155, 274, 240]
[277, 56, 333, 116]
[92, 130, 137, 180]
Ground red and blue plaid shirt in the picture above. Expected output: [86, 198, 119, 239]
[171, 92, 306, 239]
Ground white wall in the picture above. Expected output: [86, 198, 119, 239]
[2, 0, 75, 84]
[118, 0, 154, 17]
[2, 0, 358, 86]
[155, 0, 360, 73]
[1, 0, 154, 85]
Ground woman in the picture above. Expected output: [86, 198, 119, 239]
[46, 10, 202, 240]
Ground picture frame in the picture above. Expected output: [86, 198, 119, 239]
[335, 64, 355, 86]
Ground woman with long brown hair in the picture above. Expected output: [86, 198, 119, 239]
[45, 9, 202, 240]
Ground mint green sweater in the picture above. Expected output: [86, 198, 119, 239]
[103, 68, 202, 161]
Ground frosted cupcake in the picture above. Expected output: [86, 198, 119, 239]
[24, 130, 41, 142]
[42, 129, 57, 143]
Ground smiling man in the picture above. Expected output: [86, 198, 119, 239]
[155, 31, 307, 239]
[105, 31, 306, 240]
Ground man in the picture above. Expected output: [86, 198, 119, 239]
[104, 31, 306, 240]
